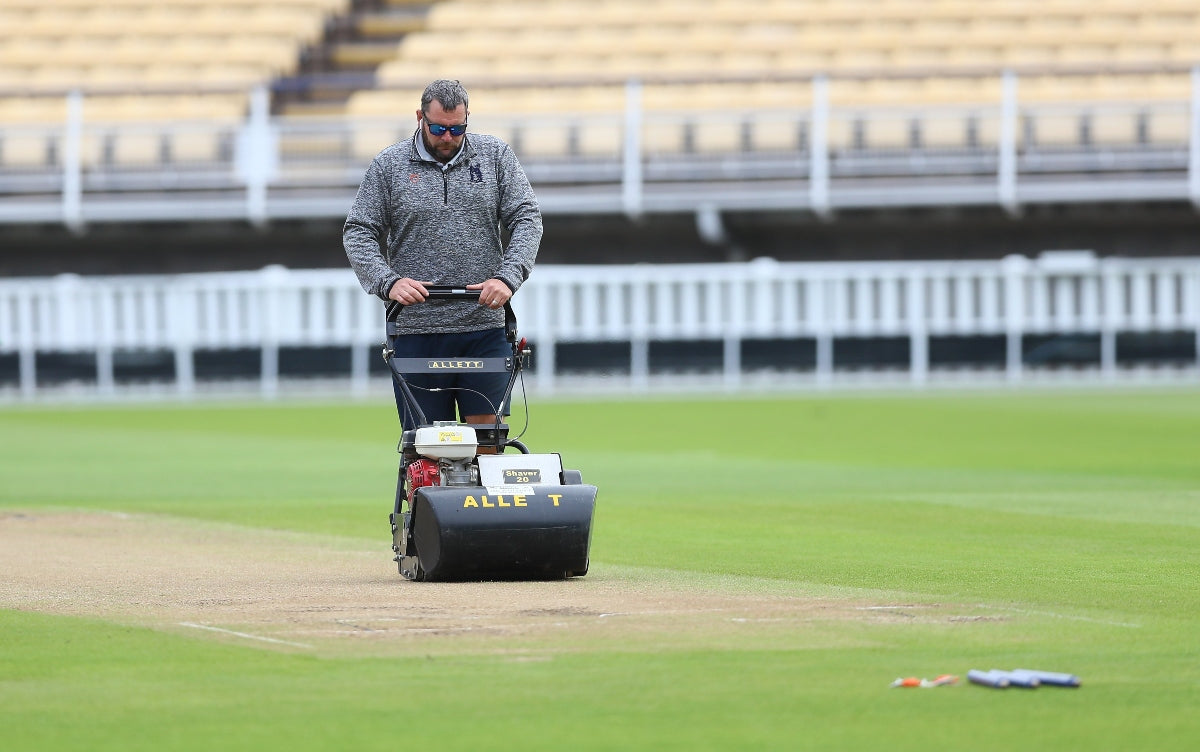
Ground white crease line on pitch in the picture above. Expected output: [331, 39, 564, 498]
[973, 605, 1141, 629]
[179, 622, 313, 648]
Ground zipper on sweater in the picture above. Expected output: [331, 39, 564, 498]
[442, 171, 449, 204]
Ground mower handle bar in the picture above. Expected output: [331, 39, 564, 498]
[385, 286, 516, 342]
[386, 285, 480, 319]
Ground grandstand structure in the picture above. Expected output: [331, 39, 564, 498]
[0, 0, 1198, 245]
[2, 1, 1199, 393]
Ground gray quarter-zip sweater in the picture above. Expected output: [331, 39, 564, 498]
[343, 130, 542, 334]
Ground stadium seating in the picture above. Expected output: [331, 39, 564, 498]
[372, 0, 1200, 92]
[2, 0, 1197, 169]
[349, 0, 1198, 158]
[0, 0, 349, 168]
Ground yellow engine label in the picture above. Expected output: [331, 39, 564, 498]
[438, 431, 463, 442]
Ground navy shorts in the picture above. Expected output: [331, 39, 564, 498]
[390, 327, 511, 429]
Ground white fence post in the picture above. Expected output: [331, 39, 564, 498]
[95, 284, 115, 395]
[62, 91, 84, 233]
[809, 75, 830, 217]
[259, 265, 285, 398]
[1190, 66, 1200, 209]
[237, 86, 278, 228]
[350, 340, 369, 396]
[1003, 254, 1028, 381]
[908, 269, 928, 384]
[622, 79, 643, 220]
[352, 292, 379, 398]
[1192, 266, 1200, 373]
[16, 286, 36, 398]
[724, 270, 744, 389]
[529, 283, 556, 393]
[1100, 258, 1120, 380]
[812, 274, 833, 384]
[629, 278, 649, 390]
[998, 71, 1019, 215]
[171, 281, 197, 396]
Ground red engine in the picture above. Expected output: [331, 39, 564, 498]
[406, 458, 440, 491]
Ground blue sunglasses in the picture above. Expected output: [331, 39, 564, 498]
[426, 121, 467, 137]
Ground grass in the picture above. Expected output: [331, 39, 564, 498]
[3, 387, 1200, 751]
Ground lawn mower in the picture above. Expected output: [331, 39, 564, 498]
[383, 286, 597, 581]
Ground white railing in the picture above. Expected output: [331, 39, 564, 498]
[3, 68, 1200, 226]
[2, 254, 1198, 399]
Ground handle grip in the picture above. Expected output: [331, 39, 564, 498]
[386, 285, 480, 324]
[422, 285, 483, 301]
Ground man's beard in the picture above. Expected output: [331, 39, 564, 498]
[423, 132, 459, 163]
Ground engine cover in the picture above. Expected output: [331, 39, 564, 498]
[406, 458, 440, 491]
[413, 423, 477, 460]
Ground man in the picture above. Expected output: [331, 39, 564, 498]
[343, 79, 542, 430]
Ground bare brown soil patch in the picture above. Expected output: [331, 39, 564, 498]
[0, 511, 974, 655]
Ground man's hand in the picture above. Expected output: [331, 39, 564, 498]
[467, 279, 512, 310]
[388, 278, 430, 305]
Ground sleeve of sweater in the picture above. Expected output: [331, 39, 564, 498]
[343, 158, 398, 301]
[493, 143, 543, 294]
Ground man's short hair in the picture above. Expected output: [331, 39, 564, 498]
[421, 80, 469, 114]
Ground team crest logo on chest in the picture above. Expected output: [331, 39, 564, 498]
[469, 163, 483, 183]
[409, 173, 420, 184]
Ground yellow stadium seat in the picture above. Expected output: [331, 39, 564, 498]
[170, 129, 227, 163]
[712, 50, 774, 77]
[1027, 111, 1083, 148]
[351, 122, 407, 161]
[824, 115, 859, 152]
[774, 48, 835, 73]
[647, 82, 740, 113]
[1089, 109, 1140, 145]
[509, 121, 576, 160]
[346, 89, 419, 117]
[568, 85, 630, 113]
[1001, 44, 1059, 67]
[1, 132, 57, 168]
[1169, 41, 1200, 63]
[627, 26, 682, 56]
[1144, 108, 1190, 145]
[687, 118, 743, 154]
[107, 128, 164, 168]
[914, 113, 963, 150]
[0, 96, 68, 124]
[1114, 43, 1170, 65]
[0, 66, 26, 90]
[865, 115, 916, 150]
[1056, 44, 1116, 66]
[575, 120, 622, 157]
[492, 56, 549, 79]
[754, 117, 807, 152]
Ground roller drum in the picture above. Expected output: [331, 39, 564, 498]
[410, 484, 597, 581]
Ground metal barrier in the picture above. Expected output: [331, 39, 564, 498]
[2, 254, 1198, 399]
[2, 68, 1200, 226]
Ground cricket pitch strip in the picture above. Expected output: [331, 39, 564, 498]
[1, 510, 999, 656]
